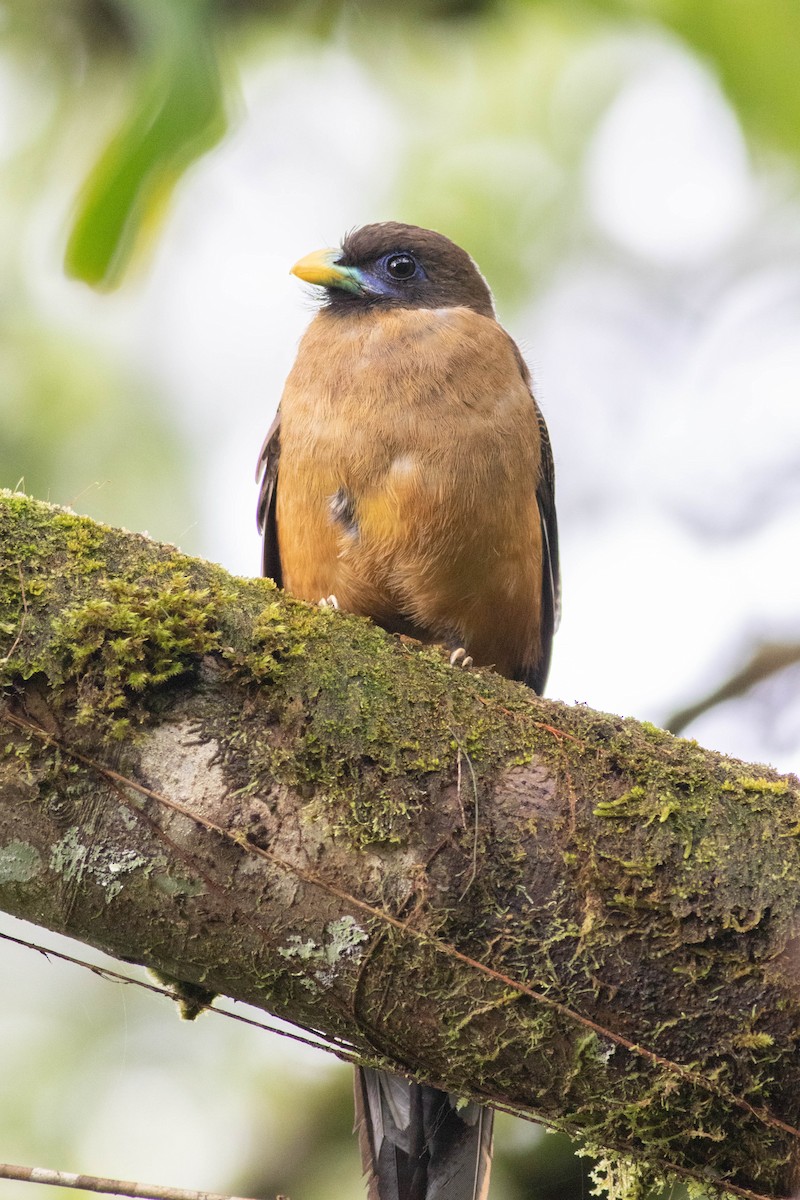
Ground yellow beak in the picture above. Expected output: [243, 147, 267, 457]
[290, 248, 364, 293]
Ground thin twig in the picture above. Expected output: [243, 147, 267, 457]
[449, 728, 480, 900]
[667, 640, 800, 735]
[0, 929, 361, 1068]
[454, 745, 466, 828]
[0, 1161, 276, 1200]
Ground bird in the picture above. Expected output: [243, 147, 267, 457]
[256, 221, 560, 1200]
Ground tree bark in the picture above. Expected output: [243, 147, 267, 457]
[2, 490, 800, 1198]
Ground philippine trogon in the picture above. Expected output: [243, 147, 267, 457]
[257, 222, 560, 1200]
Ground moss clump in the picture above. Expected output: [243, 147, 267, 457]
[50, 573, 221, 737]
[585, 1152, 659, 1200]
[54, 512, 108, 573]
[736, 776, 790, 796]
[245, 598, 307, 679]
[594, 786, 647, 818]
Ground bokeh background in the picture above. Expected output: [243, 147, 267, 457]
[2, 1, 800, 1196]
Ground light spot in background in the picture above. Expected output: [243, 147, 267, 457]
[0, 53, 54, 164]
[549, 508, 800, 772]
[586, 49, 753, 264]
[78, 1069, 250, 1189]
[518, 261, 684, 517]
[653, 268, 800, 531]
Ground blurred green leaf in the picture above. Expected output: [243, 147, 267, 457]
[64, 0, 227, 289]
[660, 0, 800, 160]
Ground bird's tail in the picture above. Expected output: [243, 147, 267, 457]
[354, 1066, 494, 1200]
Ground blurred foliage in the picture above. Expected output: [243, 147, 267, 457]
[238, 1066, 362, 1198]
[494, 1120, 594, 1200]
[617, 0, 800, 161]
[4, 0, 800, 288]
[0, 313, 193, 535]
[64, 0, 227, 288]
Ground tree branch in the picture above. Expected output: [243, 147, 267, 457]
[666, 640, 800, 734]
[2, 491, 800, 1197]
[0, 1160, 271, 1200]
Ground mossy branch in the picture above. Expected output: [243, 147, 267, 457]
[2, 491, 800, 1198]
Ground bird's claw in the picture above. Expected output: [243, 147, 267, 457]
[449, 647, 473, 670]
[318, 594, 339, 610]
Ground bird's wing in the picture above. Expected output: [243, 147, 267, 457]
[506, 336, 561, 694]
[534, 403, 561, 670]
[255, 409, 283, 586]
[355, 1067, 493, 1200]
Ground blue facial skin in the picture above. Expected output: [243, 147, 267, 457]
[337, 252, 428, 299]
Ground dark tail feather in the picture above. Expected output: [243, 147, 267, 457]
[354, 1067, 493, 1200]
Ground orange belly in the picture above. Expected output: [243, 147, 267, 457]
[275, 305, 544, 679]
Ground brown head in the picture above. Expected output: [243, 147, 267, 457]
[290, 221, 496, 318]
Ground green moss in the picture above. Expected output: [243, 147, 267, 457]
[586, 1153, 661, 1200]
[148, 970, 216, 1020]
[732, 1030, 774, 1050]
[54, 512, 108, 573]
[50, 574, 221, 737]
[247, 598, 303, 678]
[594, 786, 647, 818]
[737, 776, 790, 796]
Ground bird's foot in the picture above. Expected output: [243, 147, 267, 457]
[449, 647, 473, 670]
[318, 594, 339, 610]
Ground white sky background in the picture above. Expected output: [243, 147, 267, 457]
[3, 25, 800, 1199]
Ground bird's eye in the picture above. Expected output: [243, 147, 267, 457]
[385, 253, 417, 280]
